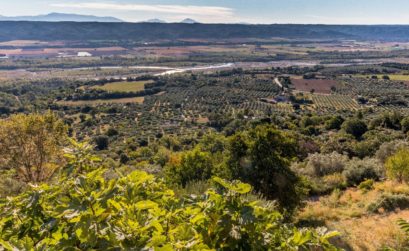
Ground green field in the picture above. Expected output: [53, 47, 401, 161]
[91, 80, 152, 92]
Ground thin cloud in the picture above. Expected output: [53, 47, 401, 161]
[51, 2, 234, 18]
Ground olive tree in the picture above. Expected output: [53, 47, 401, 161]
[0, 112, 67, 183]
[385, 148, 409, 183]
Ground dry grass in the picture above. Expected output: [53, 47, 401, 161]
[329, 212, 408, 250]
[297, 183, 409, 250]
[291, 78, 338, 94]
[376, 181, 409, 195]
[196, 116, 209, 124]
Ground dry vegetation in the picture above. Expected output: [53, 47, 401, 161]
[291, 78, 338, 94]
[297, 182, 409, 250]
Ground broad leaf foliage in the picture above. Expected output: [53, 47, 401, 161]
[0, 167, 338, 250]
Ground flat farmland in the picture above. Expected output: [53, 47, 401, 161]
[133, 45, 255, 57]
[309, 93, 360, 111]
[0, 40, 64, 47]
[132, 44, 316, 58]
[57, 97, 144, 106]
[356, 74, 409, 82]
[291, 78, 338, 94]
[90, 80, 152, 92]
[0, 46, 127, 57]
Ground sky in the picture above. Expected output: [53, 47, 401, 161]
[2, 0, 409, 24]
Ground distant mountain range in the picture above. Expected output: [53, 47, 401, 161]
[145, 19, 167, 23]
[2, 22, 409, 42]
[0, 13, 202, 24]
[0, 13, 123, 22]
[144, 18, 198, 24]
[180, 18, 199, 24]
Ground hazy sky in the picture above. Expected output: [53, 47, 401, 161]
[2, 0, 409, 24]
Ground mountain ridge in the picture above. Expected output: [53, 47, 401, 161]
[181, 18, 199, 24]
[2, 22, 409, 42]
[0, 13, 123, 22]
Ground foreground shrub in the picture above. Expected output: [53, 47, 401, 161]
[0, 112, 67, 183]
[0, 169, 338, 250]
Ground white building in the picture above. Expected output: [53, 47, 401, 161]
[77, 52, 92, 57]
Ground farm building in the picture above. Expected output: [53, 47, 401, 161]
[77, 51, 92, 57]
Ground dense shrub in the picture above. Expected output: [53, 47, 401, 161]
[358, 179, 375, 191]
[303, 173, 346, 196]
[368, 194, 409, 213]
[0, 169, 338, 250]
[325, 116, 344, 130]
[0, 170, 26, 198]
[341, 118, 368, 139]
[343, 158, 383, 186]
[401, 117, 409, 133]
[164, 148, 225, 187]
[369, 112, 402, 130]
[385, 148, 409, 182]
[227, 125, 306, 213]
[105, 128, 119, 137]
[301, 152, 349, 177]
[94, 135, 109, 150]
[0, 112, 67, 183]
[320, 133, 355, 156]
[376, 140, 409, 163]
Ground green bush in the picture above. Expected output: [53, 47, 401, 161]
[368, 194, 409, 213]
[94, 135, 109, 150]
[385, 148, 409, 182]
[401, 117, 409, 133]
[343, 158, 383, 186]
[358, 179, 375, 191]
[325, 116, 344, 130]
[0, 169, 338, 250]
[227, 125, 306, 213]
[341, 118, 368, 139]
[376, 140, 409, 164]
[0, 171, 26, 198]
[164, 148, 216, 186]
[301, 152, 349, 177]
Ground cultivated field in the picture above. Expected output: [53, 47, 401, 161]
[292, 78, 338, 94]
[91, 80, 152, 92]
[356, 74, 409, 81]
[310, 94, 360, 111]
[57, 97, 144, 106]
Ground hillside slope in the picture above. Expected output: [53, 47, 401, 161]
[1, 22, 409, 42]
